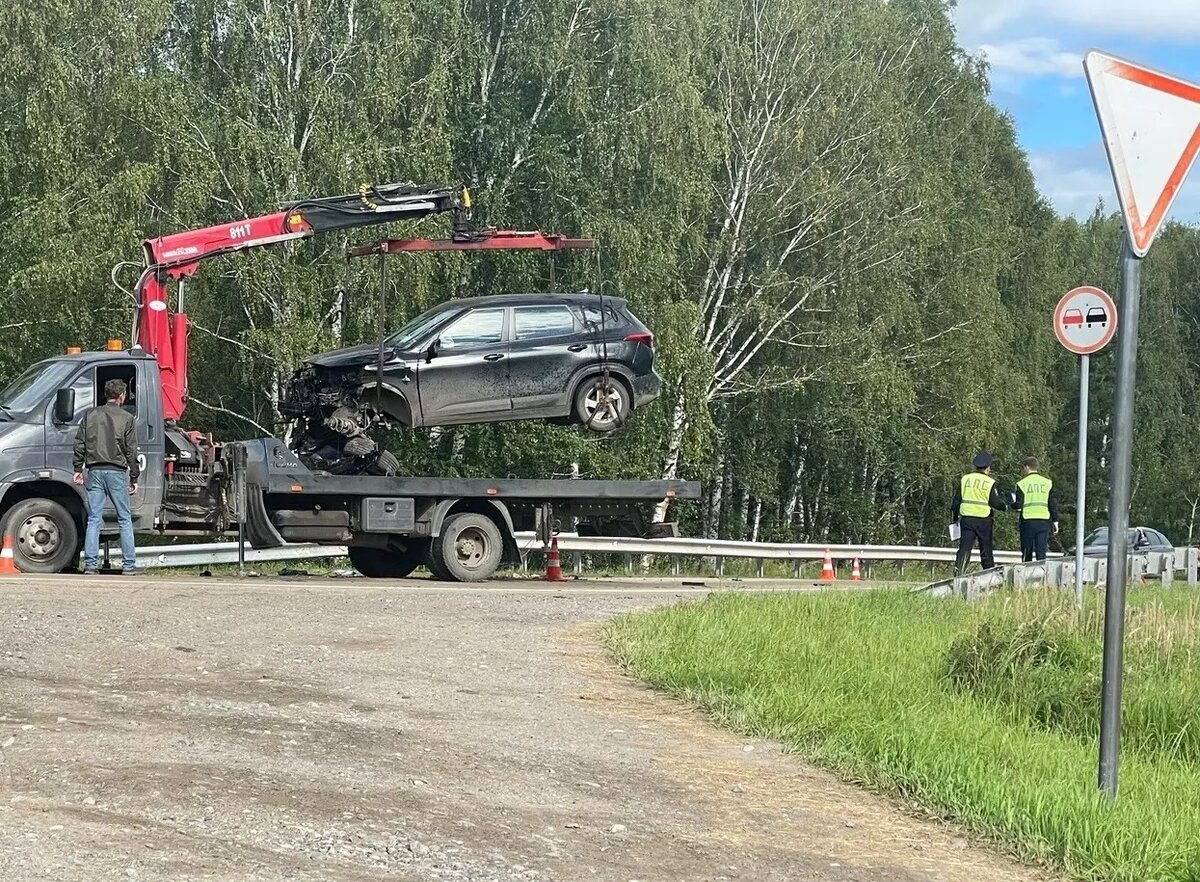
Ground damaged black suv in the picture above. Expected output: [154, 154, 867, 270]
[281, 292, 660, 472]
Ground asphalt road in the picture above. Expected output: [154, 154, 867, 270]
[0, 574, 1046, 882]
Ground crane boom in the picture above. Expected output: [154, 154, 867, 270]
[136, 183, 469, 422]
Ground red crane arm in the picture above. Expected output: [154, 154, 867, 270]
[136, 184, 469, 422]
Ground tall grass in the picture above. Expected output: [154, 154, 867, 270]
[604, 589, 1200, 881]
[946, 593, 1200, 765]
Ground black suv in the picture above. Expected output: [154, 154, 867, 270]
[282, 293, 660, 461]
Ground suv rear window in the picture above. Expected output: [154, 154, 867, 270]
[579, 304, 625, 328]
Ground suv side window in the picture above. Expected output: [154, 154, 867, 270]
[513, 305, 576, 341]
[439, 309, 505, 350]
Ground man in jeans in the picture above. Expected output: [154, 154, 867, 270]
[73, 379, 140, 574]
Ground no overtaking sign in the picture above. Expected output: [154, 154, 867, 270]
[1054, 286, 1117, 355]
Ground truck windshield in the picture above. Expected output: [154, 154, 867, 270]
[0, 360, 73, 417]
[385, 306, 464, 351]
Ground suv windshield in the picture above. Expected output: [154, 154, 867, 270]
[0, 360, 73, 417]
[385, 306, 464, 352]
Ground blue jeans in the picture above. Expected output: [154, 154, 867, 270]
[83, 469, 137, 570]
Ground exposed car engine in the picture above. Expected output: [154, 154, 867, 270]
[280, 366, 396, 475]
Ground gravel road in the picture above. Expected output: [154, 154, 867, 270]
[0, 575, 1048, 882]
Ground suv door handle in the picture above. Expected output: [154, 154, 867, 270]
[483, 353, 505, 362]
[567, 343, 588, 352]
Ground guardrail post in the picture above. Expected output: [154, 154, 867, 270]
[574, 552, 583, 575]
[717, 557, 724, 577]
[1189, 547, 1199, 587]
[965, 573, 982, 602]
[625, 553, 633, 574]
[756, 558, 764, 578]
[792, 560, 800, 579]
[672, 558, 680, 577]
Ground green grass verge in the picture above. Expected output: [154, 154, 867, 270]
[603, 589, 1200, 882]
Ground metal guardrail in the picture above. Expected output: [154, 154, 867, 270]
[135, 533, 1109, 575]
[920, 547, 1200, 599]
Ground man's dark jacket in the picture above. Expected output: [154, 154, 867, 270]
[73, 403, 140, 482]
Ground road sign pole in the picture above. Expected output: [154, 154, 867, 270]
[1098, 233, 1143, 799]
[1074, 354, 1089, 607]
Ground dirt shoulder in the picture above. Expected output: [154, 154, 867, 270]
[0, 576, 1049, 881]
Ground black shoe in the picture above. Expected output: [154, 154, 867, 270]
[83, 568, 98, 575]
[122, 567, 140, 576]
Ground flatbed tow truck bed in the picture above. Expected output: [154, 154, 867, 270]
[235, 438, 699, 581]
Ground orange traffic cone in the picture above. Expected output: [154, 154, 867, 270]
[0, 533, 19, 575]
[851, 557, 862, 581]
[545, 535, 566, 582]
[820, 548, 835, 581]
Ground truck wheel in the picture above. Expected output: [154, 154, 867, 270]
[424, 541, 452, 581]
[432, 513, 503, 582]
[348, 545, 420, 578]
[4, 499, 80, 574]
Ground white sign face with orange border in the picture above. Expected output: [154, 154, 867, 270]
[1054, 286, 1117, 355]
[1085, 51, 1200, 258]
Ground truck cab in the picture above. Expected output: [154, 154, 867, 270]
[0, 347, 167, 571]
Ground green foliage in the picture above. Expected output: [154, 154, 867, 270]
[606, 589, 1200, 882]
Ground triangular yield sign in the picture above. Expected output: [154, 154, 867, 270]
[1085, 50, 1200, 257]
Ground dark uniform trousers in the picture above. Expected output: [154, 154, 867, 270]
[1020, 520, 1050, 562]
[955, 515, 995, 573]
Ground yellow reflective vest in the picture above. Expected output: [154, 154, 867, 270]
[960, 473, 996, 518]
[1017, 473, 1052, 521]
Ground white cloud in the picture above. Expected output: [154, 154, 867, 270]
[1028, 148, 1114, 218]
[956, 0, 1200, 43]
[1029, 145, 1200, 221]
[976, 38, 1082, 80]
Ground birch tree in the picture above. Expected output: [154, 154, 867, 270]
[654, 0, 936, 521]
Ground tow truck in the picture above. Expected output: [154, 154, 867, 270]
[0, 183, 699, 578]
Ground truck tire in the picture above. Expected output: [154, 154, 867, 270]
[424, 542, 452, 581]
[4, 498, 80, 574]
[431, 513, 503, 582]
[348, 545, 421, 578]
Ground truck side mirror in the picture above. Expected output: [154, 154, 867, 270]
[53, 388, 75, 424]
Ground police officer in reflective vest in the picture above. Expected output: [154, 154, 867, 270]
[1014, 456, 1059, 562]
[951, 451, 1008, 574]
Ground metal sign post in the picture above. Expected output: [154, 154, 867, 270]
[1053, 285, 1117, 607]
[1074, 354, 1089, 605]
[1098, 238, 1142, 797]
[1084, 50, 1200, 798]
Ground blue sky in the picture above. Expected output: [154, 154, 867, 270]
[952, 0, 1200, 220]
